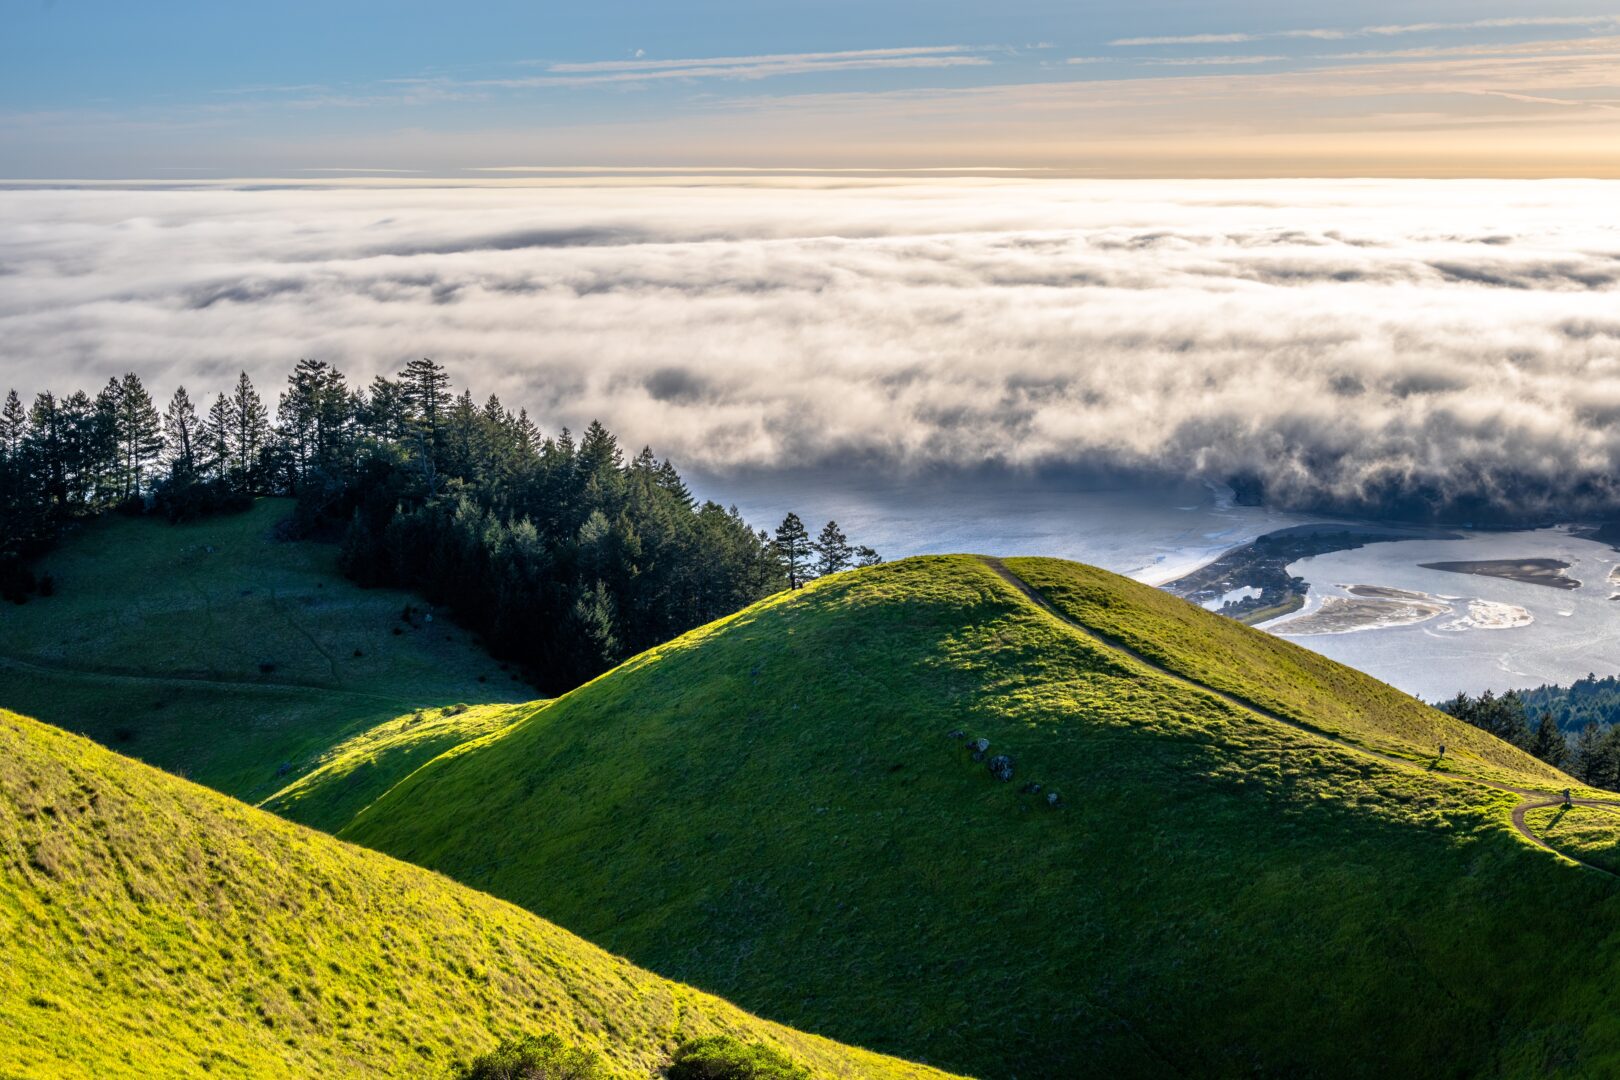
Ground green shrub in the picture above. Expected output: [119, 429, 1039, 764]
[455, 1033, 605, 1080]
[667, 1035, 811, 1080]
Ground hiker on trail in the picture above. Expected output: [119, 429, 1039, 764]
[1565, 788, 1573, 807]
[1437, 743, 1445, 759]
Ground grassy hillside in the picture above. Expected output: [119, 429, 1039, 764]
[0, 501, 526, 803]
[341, 555, 1620, 1079]
[1525, 805, 1620, 875]
[262, 701, 542, 833]
[0, 709, 956, 1080]
[1002, 557, 1568, 786]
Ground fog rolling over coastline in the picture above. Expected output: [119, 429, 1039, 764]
[3, 178, 1618, 522]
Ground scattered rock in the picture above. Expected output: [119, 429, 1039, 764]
[988, 755, 1015, 782]
[1046, 792, 1063, 808]
[1020, 782, 1043, 795]
[968, 737, 990, 762]
[947, 729, 966, 740]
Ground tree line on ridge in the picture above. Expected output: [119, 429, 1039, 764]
[1437, 686, 1620, 792]
[0, 359, 878, 690]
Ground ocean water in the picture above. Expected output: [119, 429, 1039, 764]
[689, 470, 1620, 699]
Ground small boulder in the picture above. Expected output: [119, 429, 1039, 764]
[1046, 792, 1063, 808]
[947, 729, 966, 741]
[968, 737, 990, 762]
[1020, 782, 1043, 795]
[988, 755, 1014, 782]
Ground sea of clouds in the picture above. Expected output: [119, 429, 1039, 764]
[2, 178, 1617, 520]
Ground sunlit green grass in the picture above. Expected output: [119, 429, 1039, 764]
[0, 500, 526, 802]
[263, 701, 543, 833]
[1525, 805, 1620, 875]
[340, 555, 1620, 1078]
[0, 709, 958, 1080]
[1003, 557, 1571, 787]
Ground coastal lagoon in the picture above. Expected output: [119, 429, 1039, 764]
[694, 470, 1620, 700]
[1267, 529, 1620, 701]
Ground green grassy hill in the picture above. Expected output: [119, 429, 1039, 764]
[338, 555, 1620, 1079]
[261, 700, 542, 833]
[0, 708, 957, 1080]
[0, 501, 527, 804]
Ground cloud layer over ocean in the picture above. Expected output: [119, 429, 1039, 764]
[3, 178, 1618, 519]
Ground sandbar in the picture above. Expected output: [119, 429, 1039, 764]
[1418, 558, 1580, 590]
[1273, 586, 1449, 636]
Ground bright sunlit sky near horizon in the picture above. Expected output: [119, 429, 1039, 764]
[4, 1, 1620, 177]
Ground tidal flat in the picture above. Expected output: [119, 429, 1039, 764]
[1419, 558, 1580, 590]
[1269, 528, 1620, 699]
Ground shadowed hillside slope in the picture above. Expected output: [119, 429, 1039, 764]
[0, 709, 956, 1080]
[343, 555, 1620, 1079]
[0, 500, 526, 803]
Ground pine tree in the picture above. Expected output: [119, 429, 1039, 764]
[1573, 721, 1605, 784]
[227, 371, 270, 492]
[163, 386, 201, 482]
[813, 520, 853, 577]
[1, 390, 26, 459]
[25, 392, 65, 510]
[571, 579, 620, 667]
[108, 373, 163, 499]
[577, 420, 622, 479]
[399, 358, 450, 438]
[204, 393, 232, 478]
[514, 409, 540, 457]
[278, 359, 324, 488]
[364, 375, 407, 442]
[73, 387, 116, 510]
[1595, 726, 1620, 792]
[655, 458, 694, 508]
[1529, 712, 1567, 768]
[442, 389, 480, 479]
[854, 545, 884, 568]
[773, 512, 812, 589]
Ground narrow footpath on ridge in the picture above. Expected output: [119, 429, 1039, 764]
[983, 557, 1620, 876]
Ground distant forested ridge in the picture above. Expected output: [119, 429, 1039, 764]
[1436, 680, 1620, 790]
[1515, 675, 1620, 733]
[0, 360, 877, 691]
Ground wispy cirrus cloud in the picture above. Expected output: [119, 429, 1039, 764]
[482, 46, 992, 87]
[1113, 33, 1257, 46]
[1139, 55, 1286, 67]
[1112, 14, 1620, 47]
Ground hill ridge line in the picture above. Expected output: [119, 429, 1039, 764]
[981, 556, 1620, 875]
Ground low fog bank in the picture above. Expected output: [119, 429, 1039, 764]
[683, 465, 1314, 579]
[3, 178, 1617, 523]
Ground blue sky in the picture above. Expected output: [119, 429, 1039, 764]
[4, 1, 1620, 175]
